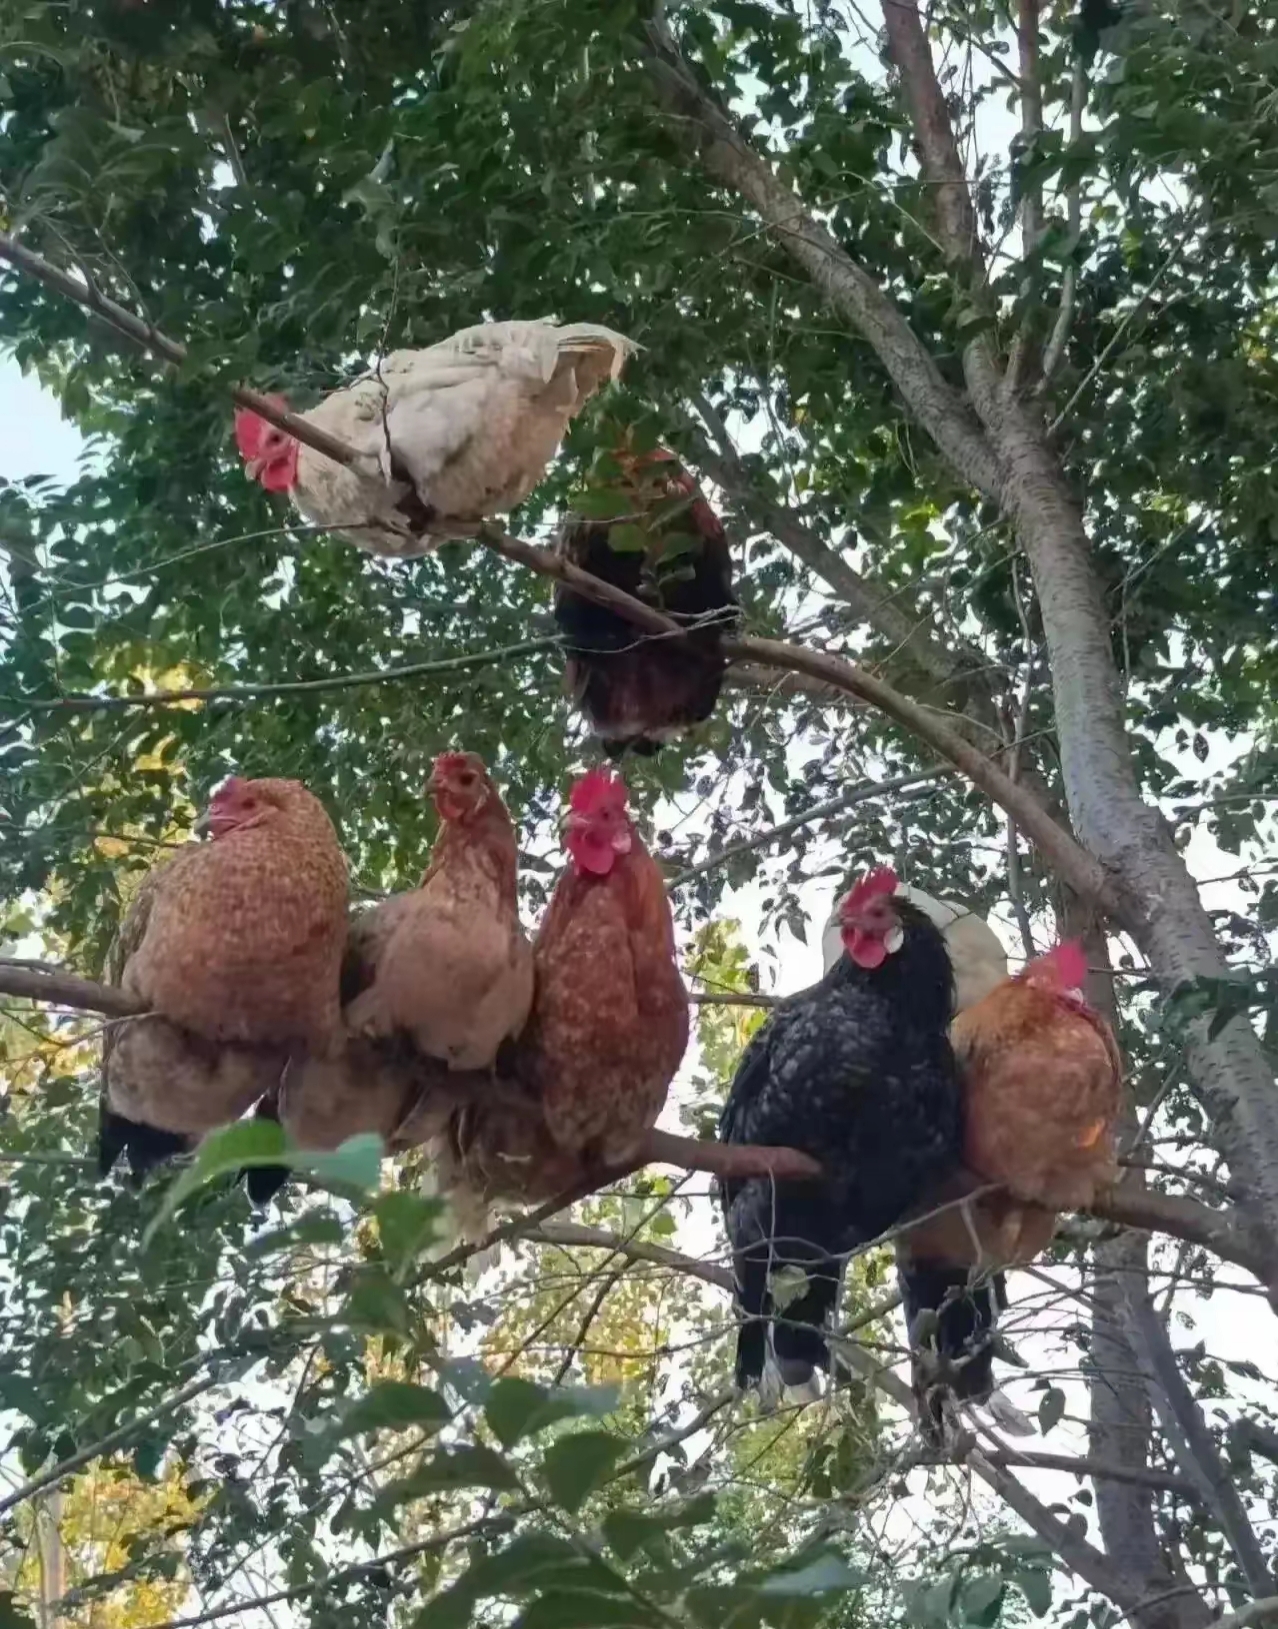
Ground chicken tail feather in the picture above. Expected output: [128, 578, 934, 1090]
[240, 1097, 290, 1207]
[899, 1259, 1006, 1444]
[97, 1102, 189, 1183]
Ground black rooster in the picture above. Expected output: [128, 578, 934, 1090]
[553, 447, 738, 758]
[718, 867, 964, 1403]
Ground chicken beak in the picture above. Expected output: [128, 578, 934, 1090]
[193, 809, 212, 839]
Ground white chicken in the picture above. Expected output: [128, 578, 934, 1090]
[821, 881, 1008, 1016]
[233, 318, 638, 558]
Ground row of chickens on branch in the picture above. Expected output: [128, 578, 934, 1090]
[100, 760, 688, 1234]
[98, 759, 1122, 1439]
[722, 873, 1121, 1439]
[233, 318, 739, 759]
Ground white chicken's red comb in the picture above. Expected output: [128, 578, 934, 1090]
[1025, 940, 1088, 989]
[843, 866, 899, 912]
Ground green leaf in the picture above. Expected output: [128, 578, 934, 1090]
[574, 488, 634, 520]
[1038, 1386, 1065, 1435]
[961, 1573, 1004, 1626]
[333, 1380, 451, 1440]
[0, 1592, 37, 1629]
[1014, 1570, 1053, 1618]
[604, 522, 650, 553]
[602, 1492, 718, 1561]
[755, 1553, 864, 1596]
[541, 1429, 629, 1513]
[517, 1591, 662, 1629]
[296, 1132, 384, 1192]
[768, 1264, 810, 1312]
[373, 1189, 445, 1273]
[142, 1119, 287, 1246]
[376, 1445, 520, 1506]
[486, 1377, 618, 1450]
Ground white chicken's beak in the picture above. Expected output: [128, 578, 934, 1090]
[244, 455, 266, 482]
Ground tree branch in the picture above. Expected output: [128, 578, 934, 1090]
[880, 0, 986, 275]
[878, 0, 1007, 420]
[687, 410, 1000, 731]
[531, 1222, 733, 1293]
[2, 637, 561, 714]
[6, 960, 1272, 1290]
[1119, 1274, 1276, 1595]
[475, 525, 1116, 919]
[666, 767, 946, 888]
[0, 960, 144, 1019]
[733, 632, 1120, 917]
[640, 15, 1002, 499]
[972, 1447, 1194, 1499]
[636, 1128, 822, 1182]
[0, 1370, 222, 1516]
[0, 230, 363, 474]
[1038, 60, 1086, 389]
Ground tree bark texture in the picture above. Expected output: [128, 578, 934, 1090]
[641, 9, 1278, 1251]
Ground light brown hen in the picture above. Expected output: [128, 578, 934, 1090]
[342, 752, 533, 1070]
[99, 776, 348, 1178]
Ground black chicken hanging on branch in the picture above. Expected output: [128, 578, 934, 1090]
[552, 442, 739, 757]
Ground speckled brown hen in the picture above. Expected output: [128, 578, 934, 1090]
[517, 766, 689, 1165]
[342, 752, 534, 1070]
[98, 776, 348, 1177]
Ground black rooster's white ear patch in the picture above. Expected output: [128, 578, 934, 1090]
[884, 923, 905, 954]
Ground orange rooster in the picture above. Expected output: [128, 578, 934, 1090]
[516, 765, 688, 1164]
[342, 752, 534, 1070]
[98, 777, 348, 1177]
[898, 939, 1122, 1435]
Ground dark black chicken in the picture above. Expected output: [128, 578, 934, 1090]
[718, 866, 964, 1402]
[553, 446, 737, 758]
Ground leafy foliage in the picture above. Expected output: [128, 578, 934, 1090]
[2, 0, 1278, 1625]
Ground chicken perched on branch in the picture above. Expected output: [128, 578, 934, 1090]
[898, 939, 1121, 1439]
[822, 882, 1008, 1015]
[234, 319, 637, 557]
[553, 445, 738, 756]
[342, 752, 533, 1069]
[245, 754, 529, 1204]
[99, 778, 348, 1178]
[424, 767, 687, 1244]
[518, 767, 689, 1163]
[720, 867, 963, 1400]
[954, 940, 1122, 1216]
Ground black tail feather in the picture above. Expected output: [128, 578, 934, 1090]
[769, 1261, 843, 1386]
[899, 1259, 1006, 1442]
[97, 1102, 190, 1184]
[727, 1185, 845, 1393]
[241, 1097, 290, 1207]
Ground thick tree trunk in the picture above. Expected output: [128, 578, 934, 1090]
[1091, 1233, 1213, 1629]
[992, 403, 1278, 1242]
